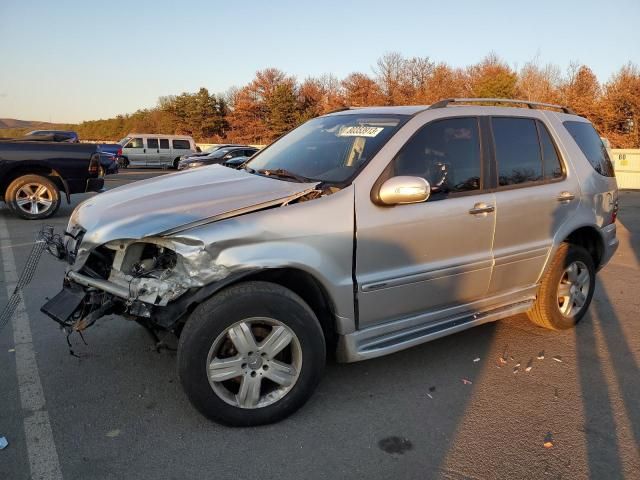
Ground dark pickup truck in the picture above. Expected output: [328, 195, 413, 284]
[0, 141, 104, 219]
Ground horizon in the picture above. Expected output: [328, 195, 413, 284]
[1, 0, 639, 124]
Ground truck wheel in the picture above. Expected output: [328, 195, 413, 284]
[527, 243, 595, 330]
[6, 175, 61, 220]
[177, 281, 326, 426]
[173, 158, 181, 169]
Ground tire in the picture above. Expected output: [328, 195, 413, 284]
[173, 158, 181, 169]
[120, 157, 129, 169]
[5, 174, 61, 220]
[527, 243, 595, 330]
[177, 281, 326, 426]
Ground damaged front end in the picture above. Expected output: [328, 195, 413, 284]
[40, 230, 230, 335]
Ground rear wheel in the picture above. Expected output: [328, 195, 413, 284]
[177, 281, 326, 426]
[527, 243, 595, 330]
[173, 158, 181, 169]
[6, 174, 61, 220]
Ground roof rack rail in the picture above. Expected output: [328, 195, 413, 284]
[429, 98, 576, 115]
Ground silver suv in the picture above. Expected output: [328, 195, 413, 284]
[42, 98, 619, 426]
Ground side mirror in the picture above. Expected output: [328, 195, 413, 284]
[377, 176, 430, 206]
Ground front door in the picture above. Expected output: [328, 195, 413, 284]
[487, 116, 580, 294]
[122, 137, 145, 166]
[355, 117, 496, 328]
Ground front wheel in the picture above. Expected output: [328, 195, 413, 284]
[6, 174, 61, 220]
[177, 281, 326, 426]
[527, 243, 595, 330]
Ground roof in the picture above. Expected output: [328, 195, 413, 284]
[325, 105, 429, 116]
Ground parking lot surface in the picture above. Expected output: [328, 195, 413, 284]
[1, 169, 639, 479]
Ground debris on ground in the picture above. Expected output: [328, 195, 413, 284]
[537, 351, 545, 360]
[509, 356, 514, 361]
[473, 357, 480, 363]
[498, 356, 508, 366]
[552, 356, 563, 363]
[544, 432, 554, 448]
[8, 348, 15, 353]
[429, 386, 436, 393]
[0, 436, 7, 450]
[554, 388, 559, 400]
[427, 393, 433, 399]
[515, 362, 521, 368]
[461, 378, 473, 385]
[106, 429, 121, 438]
[525, 359, 533, 373]
[513, 366, 519, 374]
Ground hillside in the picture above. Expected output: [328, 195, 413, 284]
[0, 118, 73, 138]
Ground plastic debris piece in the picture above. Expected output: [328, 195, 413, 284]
[554, 388, 559, 400]
[509, 356, 515, 361]
[473, 357, 480, 363]
[552, 356, 563, 363]
[499, 356, 508, 365]
[8, 348, 15, 353]
[525, 359, 533, 373]
[461, 378, 473, 385]
[544, 432, 554, 448]
[106, 429, 120, 438]
[427, 393, 433, 399]
[537, 351, 545, 360]
[513, 366, 519, 374]
[0, 437, 7, 450]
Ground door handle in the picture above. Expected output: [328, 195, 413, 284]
[557, 191, 575, 202]
[469, 203, 495, 215]
[143, 148, 146, 153]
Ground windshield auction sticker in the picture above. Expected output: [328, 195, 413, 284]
[337, 126, 384, 137]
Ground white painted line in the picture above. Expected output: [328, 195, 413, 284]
[0, 216, 63, 480]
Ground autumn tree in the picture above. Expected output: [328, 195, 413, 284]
[560, 64, 601, 121]
[465, 53, 518, 99]
[517, 59, 561, 103]
[342, 72, 384, 106]
[600, 64, 640, 147]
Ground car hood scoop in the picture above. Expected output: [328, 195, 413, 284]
[71, 165, 319, 244]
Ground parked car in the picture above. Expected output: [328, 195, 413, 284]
[41, 98, 618, 426]
[118, 134, 196, 169]
[0, 140, 104, 219]
[99, 152, 119, 175]
[178, 146, 259, 170]
[24, 130, 79, 143]
[180, 144, 246, 163]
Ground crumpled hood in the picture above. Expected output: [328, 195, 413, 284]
[71, 165, 318, 245]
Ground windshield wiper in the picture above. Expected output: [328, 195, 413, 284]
[255, 168, 314, 183]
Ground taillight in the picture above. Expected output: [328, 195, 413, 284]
[611, 199, 619, 224]
[89, 153, 101, 174]
[117, 148, 122, 156]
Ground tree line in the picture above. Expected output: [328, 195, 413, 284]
[4, 53, 640, 148]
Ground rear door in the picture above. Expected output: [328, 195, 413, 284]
[488, 116, 580, 294]
[122, 137, 145, 166]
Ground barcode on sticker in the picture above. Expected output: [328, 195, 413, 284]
[338, 126, 384, 137]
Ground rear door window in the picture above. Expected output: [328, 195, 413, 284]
[159, 139, 170, 149]
[147, 138, 159, 149]
[392, 117, 482, 199]
[492, 117, 543, 186]
[563, 121, 615, 177]
[537, 121, 563, 180]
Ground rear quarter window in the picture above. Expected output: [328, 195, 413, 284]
[172, 139, 191, 150]
[563, 121, 615, 177]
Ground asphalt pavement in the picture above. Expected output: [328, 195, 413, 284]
[1, 169, 639, 479]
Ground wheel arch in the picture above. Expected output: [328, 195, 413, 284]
[564, 225, 604, 269]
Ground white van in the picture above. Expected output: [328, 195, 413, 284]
[119, 134, 197, 169]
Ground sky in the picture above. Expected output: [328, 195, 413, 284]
[0, 0, 638, 124]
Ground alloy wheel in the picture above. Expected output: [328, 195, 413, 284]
[557, 260, 591, 317]
[15, 183, 54, 216]
[206, 317, 302, 409]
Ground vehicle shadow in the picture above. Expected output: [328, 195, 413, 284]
[575, 278, 640, 478]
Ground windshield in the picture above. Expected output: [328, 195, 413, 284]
[246, 114, 407, 183]
[203, 145, 219, 153]
[118, 137, 131, 146]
